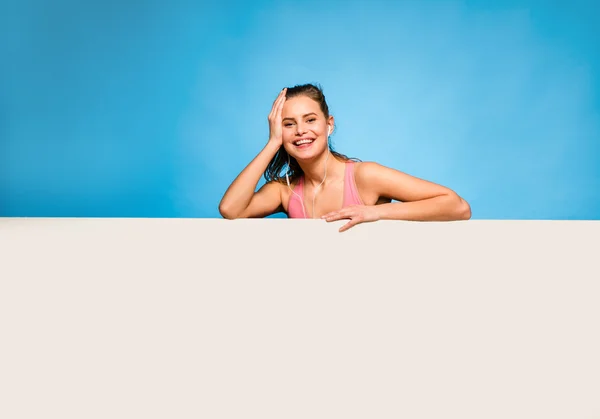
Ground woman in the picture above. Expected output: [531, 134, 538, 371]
[219, 83, 471, 232]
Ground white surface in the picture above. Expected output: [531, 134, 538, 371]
[1, 217, 599, 419]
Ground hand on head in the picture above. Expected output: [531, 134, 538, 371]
[267, 88, 287, 147]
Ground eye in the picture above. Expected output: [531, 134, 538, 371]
[307, 118, 316, 122]
[284, 123, 294, 127]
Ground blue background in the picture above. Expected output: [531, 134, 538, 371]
[1, 0, 599, 219]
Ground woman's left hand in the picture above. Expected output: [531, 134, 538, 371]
[321, 205, 381, 232]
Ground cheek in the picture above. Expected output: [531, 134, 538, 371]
[282, 139, 294, 154]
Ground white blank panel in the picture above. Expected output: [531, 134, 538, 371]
[1, 218, 599, 419]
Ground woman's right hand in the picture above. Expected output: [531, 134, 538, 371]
[267, 88, 287, 146]
[219, 88, 289, 219]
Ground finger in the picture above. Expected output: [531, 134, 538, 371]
[270, 94, 282, 116]
[325, 206, 354, 217]
[323, 205, 363, 221]
[276, 88, 286, 104]
[276, 89, 287, 116]
[275, 88, 286, 101]
[321, 211, 340, 221]
[323, 210, 352, 222]
[269, 89, 286, 118]
[339, 219, 359, 232]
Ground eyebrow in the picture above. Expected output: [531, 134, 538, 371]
[282, 112, 317, 122]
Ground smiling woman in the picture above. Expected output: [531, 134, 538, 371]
[219, 83, 471, 232]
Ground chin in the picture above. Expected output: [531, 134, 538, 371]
[290, 143, 327, 161]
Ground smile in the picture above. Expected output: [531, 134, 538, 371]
[294, 138, 315, 147]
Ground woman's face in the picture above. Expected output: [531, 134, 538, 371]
[281, 95, 332, 160]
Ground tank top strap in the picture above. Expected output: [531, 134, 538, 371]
[287, 176, 306, 218]
[343, 161, 364, 207]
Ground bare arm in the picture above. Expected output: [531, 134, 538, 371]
[218, 141, 283, 219]
[358, 162, 471, 221]
[218, 88, 287, 219]
[323, 162, 471, 232]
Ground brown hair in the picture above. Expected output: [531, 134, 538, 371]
[263, 83, 360, 185]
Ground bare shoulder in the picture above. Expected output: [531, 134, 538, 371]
[352, 161, 390, 204]
[353, 161, 395, 188]
[354, 161, 388, 179]
[353, 160, 460, 203]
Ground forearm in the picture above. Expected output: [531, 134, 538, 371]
[219, 140, 281, 217]
[375, 194, 471, 221]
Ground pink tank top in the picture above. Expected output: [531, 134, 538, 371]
[288, 161, 364, 218]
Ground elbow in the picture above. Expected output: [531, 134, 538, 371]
[218, 202, 238, 220]
[444, 193, 471, 221]
[457, 197, 471, 220]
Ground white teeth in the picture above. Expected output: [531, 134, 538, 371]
[295, 139, 313, 146]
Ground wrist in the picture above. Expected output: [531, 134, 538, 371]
[372, 204, 385, 221]
[373, 202, 399, 221]
[266, 139, 282, 151]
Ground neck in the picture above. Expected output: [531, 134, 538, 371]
[298, 150, 345, 188]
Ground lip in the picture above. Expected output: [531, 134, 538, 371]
[293, 138, 315, 148]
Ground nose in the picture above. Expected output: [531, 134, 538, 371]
[295, 122, 307, 135]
